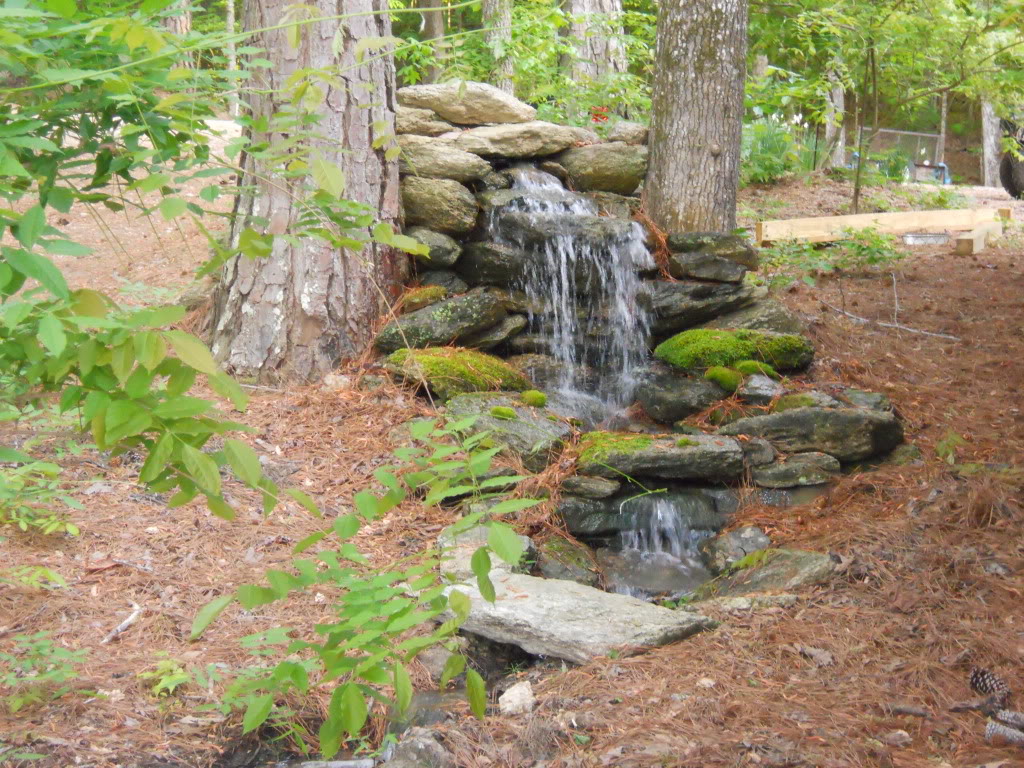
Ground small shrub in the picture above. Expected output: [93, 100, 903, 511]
[0, 632, 87, 713]
[704, 366, 742, 393]
[836, 227, 906, 271]
[520, 390, 547, 407]
[741, 119, 801, 186]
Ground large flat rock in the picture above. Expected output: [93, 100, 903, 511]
[576, 432, 744, 481]
[448, 571, 714, 664]
[454, 121, 581, 158]
[398, 81, 537, 124]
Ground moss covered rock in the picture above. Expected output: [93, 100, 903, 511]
[773, 391, 841, 412]
[735, 360, 778, 378]
[401, 176, 478, 234]
[520, 389, 547, 407]
[385, 347, 530, 401]
[635, 362, 727, 423]
[576, 431, 744, 481]
[536, 536, 600, 587]
[401, 285, 447, 313]
[704, 366, 742, 393]
[406, 227, 462, 268]
[752, 451, 841, 489]
[375, 292, 505, 353]
[653, 328, 814, 372]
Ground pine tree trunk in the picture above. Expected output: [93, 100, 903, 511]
[226, 0, 238, 117]
[646, 0, 749, 233]
[163, 0, 192, 36]
[563, 0, 627, 82]
[935, 90, 947, 165]
[823, 79, 845, 168]
[211, 0, 403, 382]
[416, 0, 446, 83]
[482, 0, 514, 94]
[982, 100, 1000, 187]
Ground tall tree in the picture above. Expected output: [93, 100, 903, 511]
[646, 0, 749, 232]
[163, 0, 192, 36]
[482, 0, 514, 93]
[982, 100, 1001, 186]
[416, 0, 446, 83]
[563, 0, 628, 83]
[211, 0, 403, 381]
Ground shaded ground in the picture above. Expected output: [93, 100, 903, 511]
[2, 174, 1023, 767]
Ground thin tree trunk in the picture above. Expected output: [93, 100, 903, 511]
[211, 0, 403, 381]
[935, 90, 947, 165]
[851, 47, 873, 215]
[563, 0, 628, 82]
[982, 100, 1001, 187]
[416, 0, 446, 83]
[482, 0, 514, 94]
[823, 75, 845, 168]
[226, 0, 238, 117]
[752, 54, 768, 78]
[646, 0, 749, 233]
[164, 0, 192, 35]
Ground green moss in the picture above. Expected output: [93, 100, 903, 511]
[490, 405, 517, 420]
[578, 431, 654, 466]
[386, 347, 530, 401]
[402, 285, 447, 313]
[704, 366, 742, 393]
[773, 393, 817, 412]
[675, 437, 698, 447]
[653, 328, 813, 372]
[520, 389, 547, 407]
[734, 359, 779, 378]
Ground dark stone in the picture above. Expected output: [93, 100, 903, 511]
[401, 176, 478, 234]
[420, 270, 468, 295]
[699, 527, 772, 574]
[643, 280, 761, 335]
[456, 241, 535, 287]
[536, 537, 600, 587]
[635, 362, 727, 422]
[406, 226, 462, 268]
[668, 252, 747, 283]
[752, 452, 841, 489]
[741, 437, 777, 467]
[577, 432, 744, 482]
[459, 314, 527, 349]
[561, 475, 621, 499]
[703, 297, 806, 335]
[695, 549, 835, 600]
[375, 292, 505, 353]
[738, 374, 784, 406]
[841, 388, 893, 411]
[666, 232, 759, 270]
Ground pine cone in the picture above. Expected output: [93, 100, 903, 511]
[996, 710, 1024, 729]
[970, 667, 1011, 705]
[985, 720, 1024, 746]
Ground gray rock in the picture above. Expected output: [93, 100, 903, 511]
[375, 292, 505, 353]
[396, 105, 455, 136]
[841, 387, 892, 411]
[446, 571, 715, 664]
[398, 81, 536, 124]
[557, 142, 648, 195]
[454, 121, 580, 158]
[559, 491, 725, 538]
[583, 191, 641, 219]
[536, 536, 600, 587]
[478, 185, 585, 213]
[558, 496, 621, 537]
[498, 681, 535, 715]
[562, 475, 620, 499]
[741, 437, 776, 467]
[401, 177, 478, 234]
[699, 526, 772, 574]
[773, 391, 843, 412]
[565, 125, 602, 144]
[703, 297, 806, 335]
[597, 547, 712, 597]
[635, 363, 727, 422]
[668, 251, 748, 283]
[456, 241, 535, 287]
[506, 353, 579, 390]
[607, 121, 649, 144]
[537, 160, 571, 185]
[643, 280, 761, 335]
[445, 392, 571, 471]
[439, 524, 534, 582]
[420, 270, 468, 295]
[496, 211, 650, 260]
[459, 314, 527, 350]
[577, 432, 744, 481]
[695, 549, 835, 599]
[738, 374, 784, 406]
[666, 232, 759, 270]
[383, 727, 453, 768]
[480, 170, 512, 190]
[406, 227, 462, 268]
[752, 452, 841, 489]
[398, 135, 493, 182]
[415, 641, 466, 685]
[718, 407, 903, 462]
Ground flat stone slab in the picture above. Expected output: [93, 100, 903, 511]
[576, 432, 744, 481]
[695, 549, 835, 600]
[447, 570, 715, 664]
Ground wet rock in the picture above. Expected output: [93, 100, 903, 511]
[667, 251, 747, 283]
[773, 391, 842, 411]
[738, 374, 784, 406]
[643, 280, 761, 335]
[398, 81, 536, 124]
[496, 212, 652, 266]
[401, 177, 478, 234]
[536, 536, 600, 587]
[703, 296, 806, 335]
[455, 121, 581, 158]
[699, 526, 772, 574]
[562, 475, 620, 499]
[753, 452, 841, 489]
[420, 270, 468, 295]
[499, 681, 535, 715]
[384, 347, 529, 401]
[719, 407, 903, 463]
[597, 547, 712, 597]
[841, 387, 892, 411]
[445, 392, 571, 471]
[558, 496, 621, 537]
[459, 314, 527, 350]
[478, 185, 585, 213]
[560, 491, 725, 538]
[402, 285, 447, 313]
[506, 353, 582, 389]
[375, 292, 505, 352]
[666, 232, 759, 270]
[406, 227, 462, 268]
[398, 135, 493, 182]
[607, 121, 649, 144]
[456, 241, 535, 287]
[556, 142, 648, 195]
[741, 437, 777, 467]
[577, 432, 744, 481]
[382, 727, 453, 768]
[480, 170, 513, 190]
[583, 191, 641, 218]
[654, 328, 814, 373]
[694, 549, 835, 599]
[635, 363, 728, 422]
[396, 105, 455, 136]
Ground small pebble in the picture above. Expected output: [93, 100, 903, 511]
[881, 729, 912, 748]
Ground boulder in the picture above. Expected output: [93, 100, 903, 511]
[406, 226, 462, 268]
[481, 170, 513, 190]
[396, 105, 455, 136]
[384, 348, 530, 401]
[506, 353, 579, 390]
[559, 491, 725, 538]
[401, 177, 478, 234]
[446, 571, 714, 665]
[752, 452, 841, 489]
[718, 407, 904, 462]
[695, 549, 835, 600]
[741, 437, 776, 467]
[454, 121, 581, 158]
[445, 392, 571, 471]
[459, 314, 527, 350]
[536, 536, 600, 587]
[576, 432, 744, 481]
[840, 388, 892, 411]
[556, 142, 648, 195]
[773, 391, 842, 412]
[375, 292, 505, 352]
[666, 232, 759, 270]
[402, 285, 447, 313]
[653, 328, 814, 372]
[699, 527, 772, 574]
[420, 269, 468, 295]
[738, 374, 784, 406]
[667, 251, 747, 283]
[384, 727, 453, 768]
[703, 297, 806, 335]
[583, 191, 642, 219]
[398, 135, 493, 182]
[561, 475, 620, 499]
[607, 121, 649, 145]
[597, 547, 712, 598]
[397, 81, 537, 124]
[456, 241, 535, 287]
[495, 213, 653, 267]
[635, 363, 727, 422]
[642, 281, 761, 335]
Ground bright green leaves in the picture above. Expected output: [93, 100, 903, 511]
[163, 330, 219, 376]
[487, 522, 524, 566]
[36, 313, 66, 355]
[14, 205, 45, 248]
[3, 247, 69, 299]
[242, 693, 274, 734]
[190, 594, 233, 640]
[470, 547, 495, 603]
[311, 154, 346, 198]
[466, 668, 487, 719]
[181, 444, 221, 496]
[223, 439, 261, 487]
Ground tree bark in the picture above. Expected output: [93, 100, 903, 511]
[935, 90, 947, 165]
[211, 0, 403, 381]
[982, 100, 1001, 187]
[163, 0, 192, 36]
[646, 0, 749, 233]
[823, 79, 845, 168]
[226, 0, 238, 117]
[482, 0, 514, 94]
[416, 0, 446, 83]
[563, 0, 628, 83]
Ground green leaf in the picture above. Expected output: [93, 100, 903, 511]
[3, 247, 69, 298]
[237, 584, 278, 608]
[37, 313, 66, 355]
[158, 197, 188, 220]
[15, 206, 45, 248]
[104, 400, 153, 444]
[439, 653, 465, 688]
[293, 530, 328, 554]
[182, 444, 221, 495]
[319, 716, 344, 760]
[486, 498, 540, 516]
[206, 496, 236, 520]
[340, 684, 367, 737]
[284, 488, 321, 517]
[190, 594, 233, 639]
[209, 372, 248, 411]
[466, 668, 487, 719]
[223, 438, 261, 486]
[393, 662, 413, 715]
[152, 396, 211, 419]
[242, 693, 274, 734]
[140, 433, 174, 483]
[238, 227, 273, 259]
[40, 239, 92, 256]
[447, 589, 470, 620]
[470, 548, 495, 602]
[45, 0, 75, 19]
[333, 515, 360, 538]
[134, 331, 168, 371]
[110, 340, 134, 385]
[310, 153, 346, 197]
[163, 330, 219, 375]
[487, 523, 524, 566]
[0, 447, 32, 463]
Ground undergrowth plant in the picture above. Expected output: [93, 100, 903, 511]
[757, 227, 905, 291]
[0, 632, 88, 714]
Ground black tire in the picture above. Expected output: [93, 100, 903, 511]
[999, 152, 1024, 199]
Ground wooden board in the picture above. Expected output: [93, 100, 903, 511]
[955, 220, 1003, 256]
[756, 207, 1013, 245]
